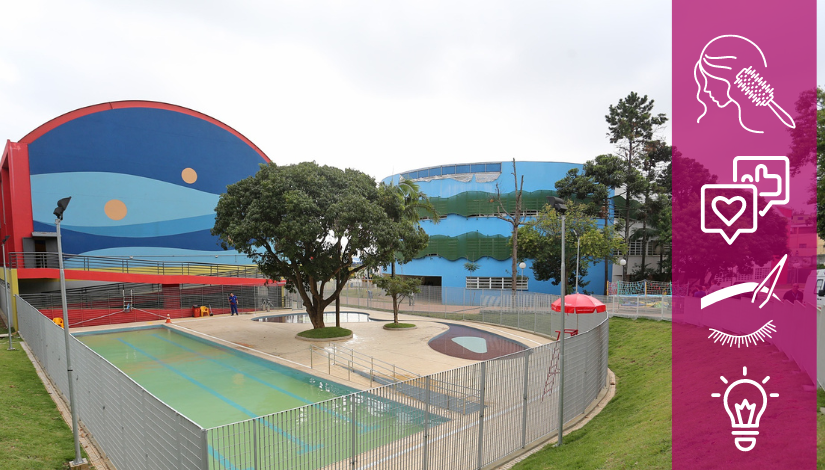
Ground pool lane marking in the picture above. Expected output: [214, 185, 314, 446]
[117, 338, 316, 453]
[149, 333, 374, 431]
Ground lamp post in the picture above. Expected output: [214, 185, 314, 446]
[571, 229, 581, 293]
[54, 197, 85, 468]
[547, 196, 568, 446]
[1, 235, 12, 350]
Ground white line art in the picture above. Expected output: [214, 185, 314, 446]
[713, 366, 778, 452]
[701, 254, 786, 309]
[695, 35, 795, 133]
[700, 184, 757, 245]
[708, 321, 777, 347]
[733, 156, 790, 216]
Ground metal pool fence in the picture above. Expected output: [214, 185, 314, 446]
[16, 296, 207, 470]
[17, 292, 609, 470]
[313, 284, 670, 327]
[205, 318, 609, 470]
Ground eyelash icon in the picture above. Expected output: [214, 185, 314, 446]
[708, 320, 776, 347]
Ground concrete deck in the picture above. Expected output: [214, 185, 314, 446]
[74, 307, 554, 390]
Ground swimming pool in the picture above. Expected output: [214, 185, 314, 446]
[253, 311, 374, 323]
[78, 325, 446, 468]
[78, 326, 356, 428]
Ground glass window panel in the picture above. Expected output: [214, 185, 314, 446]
[486, 163, 502, 172]
[442, 166, 456, 175]
[429, 167, 442, 177]
[471, 164, 486, 173]
[456, 165, 470, 174]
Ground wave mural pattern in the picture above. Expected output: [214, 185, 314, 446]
[26, 105, 268, 260]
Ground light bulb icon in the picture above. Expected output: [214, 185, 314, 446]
[712, 366, 779, 452]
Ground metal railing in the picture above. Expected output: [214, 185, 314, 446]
[16, 296, 207, 470]
[206, 316, 610, 469]
[9, 252, 266, 279]
[310, 343, 421, 387]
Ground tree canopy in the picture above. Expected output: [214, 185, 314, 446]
[212, 162, 426, 328]
[517, 201, 627, 293]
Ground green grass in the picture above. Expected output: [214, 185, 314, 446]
[514, 317, 672, 470]
[296, 327, 353, 339]
[0, 342, 89, 469]
[383, 322, 416, 329]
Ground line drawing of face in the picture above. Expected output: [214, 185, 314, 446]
[694, 35, 768, 134]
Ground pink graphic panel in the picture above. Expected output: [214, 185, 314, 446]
[672, 0, 817, 468]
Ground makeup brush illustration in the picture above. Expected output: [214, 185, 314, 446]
[734, 67, 796, 129]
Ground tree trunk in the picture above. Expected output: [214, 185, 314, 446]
[392, 295, 399, 324]
[511, 226, 518, 295]
[309, 300, 325, 328]
[604, 198, 610, 293]
[623, 141, 633, 281]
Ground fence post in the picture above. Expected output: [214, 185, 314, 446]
[253, 418, 259, 470]
[521, 351, 530, 448]
[476, 361, 487, 470]
[350, 395, 358, 468]
[423, 375, 431, 470]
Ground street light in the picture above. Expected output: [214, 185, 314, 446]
[1, 235, 12, 351]
[547, 196, 568, 446]
[518, 261, 526, 289]
[54, 197, 86, 469]
[571, 229, 581, 293]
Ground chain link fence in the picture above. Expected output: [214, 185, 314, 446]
[19, 283, 283, 328]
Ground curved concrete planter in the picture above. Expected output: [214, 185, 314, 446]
[382, 324, 417, 331]
[295, 333, 353, 342]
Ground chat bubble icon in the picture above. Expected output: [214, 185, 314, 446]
[701, 184, 758, 245]
[733, 156, 789, 216]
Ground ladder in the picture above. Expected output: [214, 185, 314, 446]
[541, 345, 561, 401]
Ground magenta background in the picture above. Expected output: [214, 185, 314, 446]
[672, 0, 816, 468]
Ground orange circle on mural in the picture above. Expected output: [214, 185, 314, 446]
[182, 167, 198, 184]
[104, 200, 127, 220]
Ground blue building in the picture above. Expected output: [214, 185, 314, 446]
[382, 161, 609, 295]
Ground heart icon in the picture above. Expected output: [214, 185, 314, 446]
[711, 196, 747, 227]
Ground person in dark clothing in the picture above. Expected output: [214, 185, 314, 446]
[782, 283, 803, 303]
[229, 293, 239, 315]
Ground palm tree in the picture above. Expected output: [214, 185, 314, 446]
[384, 179, 440, 278]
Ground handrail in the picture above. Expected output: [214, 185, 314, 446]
[309, 344, 421, 387]
[7, 252, 266, 279]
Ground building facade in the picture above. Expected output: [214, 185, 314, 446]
[382, 161, 610, 295]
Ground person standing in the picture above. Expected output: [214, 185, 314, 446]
[782, 283, 803, 303]
[229, 292, 239, 316]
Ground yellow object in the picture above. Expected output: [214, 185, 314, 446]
[53, 317, 64, 328]
[200, 306, 210, 316]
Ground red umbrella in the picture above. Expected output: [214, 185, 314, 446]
[550, 294, 606, 337]
[550, 294, 607, 314]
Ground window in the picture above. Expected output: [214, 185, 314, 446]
[471, 164, 486, 173]
[442, 166, 456, 175]
[646, 241, 659, 256]
[428, 167, 442, 177]
[466, 276, 528, 290]
[627, 239, 644, 256]
[485, 163, 502, 172]
[456, 164, 470, 173]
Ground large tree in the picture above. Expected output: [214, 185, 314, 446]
[517, 201, 626, 293]
[605, 92, 668, 279]
[212, 162, 422, 329]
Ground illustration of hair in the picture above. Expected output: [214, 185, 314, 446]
[694, 35, 795, 133]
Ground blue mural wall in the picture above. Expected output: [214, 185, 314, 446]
[27, 106, 268, 262]
[382, 161, 610, 295]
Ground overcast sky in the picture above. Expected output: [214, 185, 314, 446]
[0, 1, 821, 183]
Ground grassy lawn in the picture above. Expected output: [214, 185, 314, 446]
[383, 322, 416, 328]
[297, 326, 353, 339]
[0, 342, 88, 470]
[514, 317, 672, 470]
